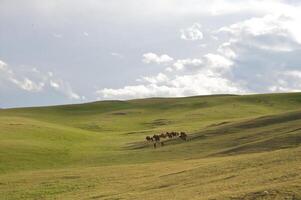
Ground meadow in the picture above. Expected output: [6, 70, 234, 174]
[0, 93, 301, 199]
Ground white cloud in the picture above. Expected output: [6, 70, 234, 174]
[142, 53, 173, 64]
[218, 14, 301, 52]
[0, 59, 83, 100]
[269, 70, 301, 92]
[4, 0, 301, 105]
[180, 23, 203, 41]
[217, 42, 237, 58]
[171, 54, 232, 72]
[97, 51, 244, 99]
[0, 60, 44, 92]
[173, 58, 203, 71]
[165, 67, 173, 72]
[283, 70, 301, 78]
[203, 54, 233, 70]
[141, 73, 169, 85]
[50, 80, 60, 88]
[97, 69, 245, 100]
[213, 11, 301, 93]
[97, 6, 301, 100]
[9, 77, 45, 92]
[0, 60, 8, 70]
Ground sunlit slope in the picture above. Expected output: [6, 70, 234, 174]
[125, 109, 301, 164]
[2, 93, 301, 132]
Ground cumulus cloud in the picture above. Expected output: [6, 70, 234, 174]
[50, 80, 60, 88]
[97, 69, 245, 100]
[269, 70, 301, 92]
[9, 77, 45, 92]
[0, 60, 45, 92]
[0, 60, 84, 100]
[173, 58, 203, 71]
[140, 73, 169, 85]
[142, 53, 173, 64]
[219, 14, 301, 52]
[170, 54, 232, 72]
[3, 0, 301, 105]
[214, 11, 301, 93]
[97, 6, 301, 100]
[203, 54, 233, 70]
[180, 23, 203, 41]
[97, 51, 244, 99]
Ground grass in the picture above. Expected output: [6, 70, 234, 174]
[0, 92, 301, 199]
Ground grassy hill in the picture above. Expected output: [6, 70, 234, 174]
[0, 93, 301, 199]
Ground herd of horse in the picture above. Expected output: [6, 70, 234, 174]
[145, 131, 188, 148]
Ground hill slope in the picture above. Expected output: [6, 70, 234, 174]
[0, 93, 301, 199]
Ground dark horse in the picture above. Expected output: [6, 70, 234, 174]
[152, 134, 160, 142]
[179, 132, 188, 141]
[146, 136, 153, 142]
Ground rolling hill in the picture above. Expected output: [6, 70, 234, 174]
[0, 93, 301, 199]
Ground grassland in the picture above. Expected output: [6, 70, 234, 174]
[0, 93, 301, 199]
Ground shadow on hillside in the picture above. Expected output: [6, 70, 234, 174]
[125, 110, 301, 157]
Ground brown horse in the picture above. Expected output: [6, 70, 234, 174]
[152, 134, 160, 142]
[166, 132, 172, 138]
[171, 132, 178, 137]
[179, 132, 188, 141]
[146, 136, 153, 142]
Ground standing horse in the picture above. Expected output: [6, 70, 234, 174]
[146, 136, 153, 142]
[179, 132, 188, 141]
[152, 134, 160, 148]
[152, 134, 160, 142]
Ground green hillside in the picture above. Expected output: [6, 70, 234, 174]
[1, 93, 301, 199]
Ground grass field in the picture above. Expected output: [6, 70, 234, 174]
[1, 93, 301, 199]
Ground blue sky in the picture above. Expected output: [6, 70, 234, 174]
[1, 0, 301, 108]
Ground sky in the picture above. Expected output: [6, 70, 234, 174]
[1, 0, 301, 108]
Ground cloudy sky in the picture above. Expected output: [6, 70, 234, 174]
[1, 0, 301, 108]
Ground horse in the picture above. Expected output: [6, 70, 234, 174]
[166, 132, 173, 138]
[152, 134, 160, 142]
[146, 136, 153, 142]
[171, 132, 178, 137]
[179, 132, 188, 141]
